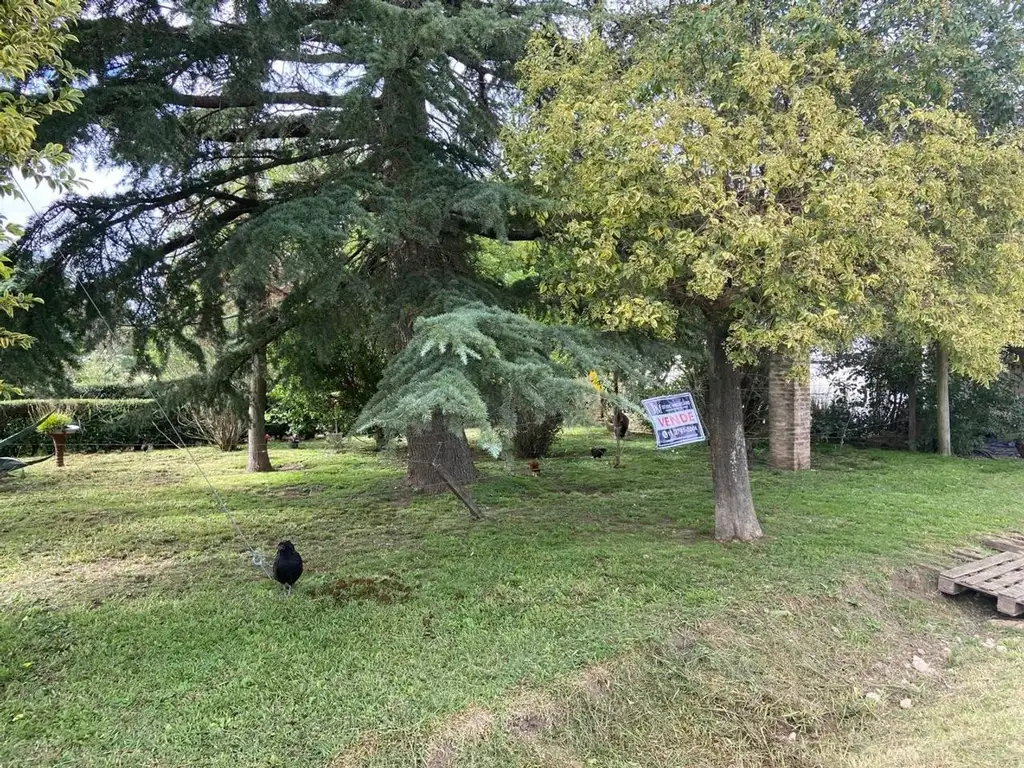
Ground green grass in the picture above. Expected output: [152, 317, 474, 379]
[2, 430, 1023, 766]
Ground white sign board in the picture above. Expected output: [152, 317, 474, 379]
[642, 392, 706, 449]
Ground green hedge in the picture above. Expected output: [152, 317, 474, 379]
[0, 399, 194, 455]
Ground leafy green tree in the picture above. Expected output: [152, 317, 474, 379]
[508, 23, 919, 540]
[705, 1, 1024, 462]
[0, 0, 81, 226]
[791, 2, 1024, 456]
[0, 0, 81, 397]
[14, 0, 548, 486]
[878, 106, 1024, 455]
[269, 327, 387, 440]
[355, 301, 632, 487]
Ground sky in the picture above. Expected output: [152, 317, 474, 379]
[3, 164, 124, 229]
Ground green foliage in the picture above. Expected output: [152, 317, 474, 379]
[0, 0, 82, 396]
[511, 6, 1024, 377]
[356, 302, 634, 454]
[878, 107, 1024, 382]
[814, 341, 1024, 454]
[797, 0, 1024, 132]
[266, 386, 343, 440]
[12, 0, 547, 410]
[0, 398, 183, 454]
[511, 409, 564, 459]
[0, 0, 82, 214]
[268, 328, 387, 439]
[0, 254, 41, 397]
[508, 25, 910, 363]
[35, 411, 73, 434]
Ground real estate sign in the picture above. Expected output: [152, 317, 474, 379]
[642, 392, 706, 449]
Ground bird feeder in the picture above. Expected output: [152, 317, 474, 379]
[49, 424, 81, 468]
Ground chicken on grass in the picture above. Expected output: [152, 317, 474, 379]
[273, 540, 303, 597]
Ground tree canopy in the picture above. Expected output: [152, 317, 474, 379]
[0, 0, 82, 397]
[506, 5, 1024, 537]
[881, 108, 1024, 383]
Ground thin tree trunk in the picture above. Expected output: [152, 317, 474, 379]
[612, 372, 622, 468]
[936, 342, 952, 457]
[706, 322, 763, 542]
[907, 368, 919, 452]
[406, 410, 476, 492]
[247, 346, 273, 472]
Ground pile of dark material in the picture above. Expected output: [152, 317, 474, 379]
[973, 439, 1024, 459]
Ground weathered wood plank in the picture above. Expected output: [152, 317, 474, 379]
[981, 537, 1024, 554]
[940, 551, 1018, 580]
[973, 567, 1024, 593]
[996, 595, 1024, 617]
[953, 547, 991, 560]
[999, 582, 1024, 601]
[938, 576, 967, 595]
[961, 557, 1024, 590]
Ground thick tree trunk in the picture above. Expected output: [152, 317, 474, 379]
[247, 346, 273, 473]
[936, 342, 952, 457]
[406, 410, 477, 493]
[706, 323, 763, 542]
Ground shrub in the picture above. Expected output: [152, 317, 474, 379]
[0, 399, 191, 455]
[179, 404, 246, 451]
[512, 410, 564, 459]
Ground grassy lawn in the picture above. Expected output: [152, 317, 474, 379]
[2, 429, 1023, 766]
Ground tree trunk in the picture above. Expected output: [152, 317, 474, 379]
[406, 410, 477, 493]
[936, 342, 952, 457]
[907, 367, 919, 452]
[706, 322, 763, 542]
[247, 346, 273, 473]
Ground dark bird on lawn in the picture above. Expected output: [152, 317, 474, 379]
[273, 540, 303, 597]
[590, 446, 607, 459]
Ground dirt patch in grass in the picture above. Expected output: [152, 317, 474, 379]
[504, 693, 558, 743]
[259, 483, 325, 499]
[1, 555, 183, 608]
[314, 573, 413, 606]
[375, 574, 1003, 768]
[327, 734, 379, 768]
[422, 707, 494, 768]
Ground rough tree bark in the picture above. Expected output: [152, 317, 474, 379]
[706, 322, 763, 542]
[247, 346, 273, 472]
[936, 342, 952, 457]
[406, 410, 477, 492]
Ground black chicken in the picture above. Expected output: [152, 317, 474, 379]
[590, 446, 607, 459]
[273, 540, 304, 597]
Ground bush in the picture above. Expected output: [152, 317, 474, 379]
[812, 343, 1024, 454]
[67, 382, 158, 400]
[179, 404, 246, 452]
[512, 410, 564, 459]
[0, 399, 191, 455]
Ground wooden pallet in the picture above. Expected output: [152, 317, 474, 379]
[939, 551, 1024, 616]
